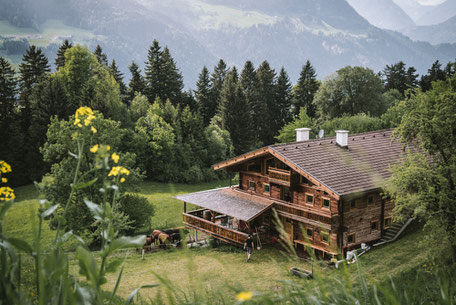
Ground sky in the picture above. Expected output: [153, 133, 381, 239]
[417, 0, 446, 5]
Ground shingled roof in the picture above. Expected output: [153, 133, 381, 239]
[215, 129, 409, 197]
[175, 187, 273, 222]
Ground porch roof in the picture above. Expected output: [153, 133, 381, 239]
[175, 187, 273, 222]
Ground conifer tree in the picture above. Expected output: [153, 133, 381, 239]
[293, 60, 319, 118]
[219, 68, 253, 155]
[256, 61, 277, 145]
[406, 66, 419, 89]
[93, 44, 108, 66]
[144, 40, 163, 102]
[195, 66, 214, 125]
[444, 61, 455, 79]
[420, 60, 446, 92]
[110, 59, 128, 103]
[55, 39, 72, 70]
[240, 60, 261, 144]
[0, 57, 17, 158]
[383, 61, 408, 95]
[18, 45, 51, 131]
[210, 59, 229, 111]
[275, 67, 293, 127]
[161, 47, 184, 105]
[128, 61, 146, 102]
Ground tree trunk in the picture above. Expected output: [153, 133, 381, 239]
[453, 244, 456, 264]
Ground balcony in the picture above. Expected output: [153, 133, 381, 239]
[183, 210, 249, 246]
[268, 167, 291, 186]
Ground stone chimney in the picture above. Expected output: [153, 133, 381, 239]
[335, 130, 349, 147]
[295, 128, 311, 142]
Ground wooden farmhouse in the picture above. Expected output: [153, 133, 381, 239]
[176, 129, 408, 258]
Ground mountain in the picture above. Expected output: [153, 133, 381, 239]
[402, 15, 456, 44]
[1, 0, 455, 88]
[346, 0, 415, 31]
[416, 0, 456, 25]
[392, 0, 435, 23]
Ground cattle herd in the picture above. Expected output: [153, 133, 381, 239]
[138, 228, 182, 255]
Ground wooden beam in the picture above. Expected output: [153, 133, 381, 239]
[212, 147, 270, 170]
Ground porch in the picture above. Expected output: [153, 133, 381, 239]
[176, 187, 274, 247]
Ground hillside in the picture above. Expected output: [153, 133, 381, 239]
[346, 0, 415, 31]
[417, 0, 456, 25]
[403, 15, 456, 44]
[1, 0, 455, 87]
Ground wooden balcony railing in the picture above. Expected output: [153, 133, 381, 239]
[183, 212, 249, 246]
[268, 167, 291, 186]
[273, 201, 332, 230]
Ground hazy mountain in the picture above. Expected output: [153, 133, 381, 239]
[403, 15, 456, 44]
[392, 0, 435, 23]
[1, 0, 455, 88]
[346, 0, 415, 30]
[416, 0, 456, 25]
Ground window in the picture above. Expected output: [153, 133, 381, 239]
[306, 228, 313, 239]
[347, 233, 355, 244]
[249, 180, 255, 191]
[350, 199, 356, 208]
[282, 187, 291, 202]
[306, 194, 314, 205]
[367, 195, 374, 205]
[371, 220, 379, 230]
[321, 232, 329, 244]
[322, 198, 330, 209]
[384, 217, 392, 228]
[263, 183, 270, 194]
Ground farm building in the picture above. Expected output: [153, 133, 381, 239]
[176, 128, 411, 258]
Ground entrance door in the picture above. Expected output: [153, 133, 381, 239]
[281, 216, 294, 244]
[282, 186, 292, 202]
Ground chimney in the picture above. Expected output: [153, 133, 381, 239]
[335, 130, 349, 147]
[295, 128, 311, 142]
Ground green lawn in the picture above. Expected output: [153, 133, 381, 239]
[4, 181, 428, 302]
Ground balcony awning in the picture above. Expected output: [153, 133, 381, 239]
[175, 187, 273, 222]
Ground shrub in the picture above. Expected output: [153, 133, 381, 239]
[119, 194, 155, 234]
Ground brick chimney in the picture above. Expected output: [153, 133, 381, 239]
[335, 130, 349, 147]
[295, 128, 311, 142]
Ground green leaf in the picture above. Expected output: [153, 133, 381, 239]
[75, 246, 98, 287]
[41, 204, 59, 218]
[125, 285, 159, 304]
[7, 237, 33, 255]
[106, 258, 124, 273]
[84, 199, 102, 220]
[0, 200, 13, 220]
[108, 256, 127, 305]
[105, 235, 145, 257]
[73, 178, 98, 190]
[68, 151, 79, 159]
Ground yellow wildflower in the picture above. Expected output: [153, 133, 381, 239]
[236, 291, 253, 302]
[111, 153, 120, 164]
[106, 145, 111, 151]
[91, 126, 97, 134]
[108, 166, 130, 177]
[0, 161, 12, 173]
[74, 107, 96, 127]
[120, 177, 126, 183]
[0, 186, 15, 201]
[1, 178, 7, 183]
[90, 144, 99, 153]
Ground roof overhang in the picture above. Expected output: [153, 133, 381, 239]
[213, 147, 341, 200]
[175, 187, 273, 222]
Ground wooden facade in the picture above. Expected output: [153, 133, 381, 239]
[178, 130, 402, 258]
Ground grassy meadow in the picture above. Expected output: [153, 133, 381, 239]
[3, 180, 433, 302]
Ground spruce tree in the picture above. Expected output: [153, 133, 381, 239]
[219, 68, 253, 155]
[293, 60, 319, 118]
[161, 47, 184, 105]
[0, 57, 17, 160]
[93, 44, 108, 66]
[240, 60, 261, 144]
[128, 61, 146, 102]
[55, 39, 72, 70]
[210, 59, 229, 112]
[256, 61, 277, 145]
[406, 66, 419, 89]
[144, 40, 165, 102]
[420, 60, 446, 92]
[383, 61, 408, 95]
[110, 59, 128, 103]
[18, 45, 50, 131]
[275, 67, 293, 127]
[195, 66, 214, 125]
